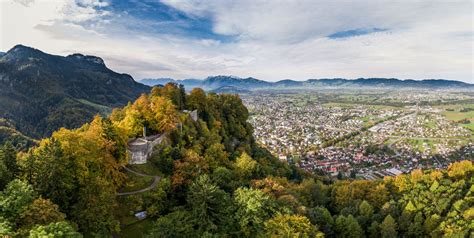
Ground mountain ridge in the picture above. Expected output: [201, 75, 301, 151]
[140, 76, 473, 91]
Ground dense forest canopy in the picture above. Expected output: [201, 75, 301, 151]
[0, 83, 472, 237]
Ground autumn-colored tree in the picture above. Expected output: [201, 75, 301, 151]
[17, 198, 66, 231]
[172, 150, 209, 187]
[332, 181, 352, 210]
[264, 214, 323, 238]
[234, 152, 257, 179]
[367, 183, 389, 208]
[149, 95, 178, 133]
[447, 160, 473, 178]
[52, 116, 127, 187]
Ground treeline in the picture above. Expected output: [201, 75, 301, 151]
[0, 83, 472, 237]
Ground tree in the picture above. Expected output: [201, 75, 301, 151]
[71, 176, 119, 235]
[423, 214, 440, 235]
[307, 206, 334, 237]
[407, 212, 424, 237]
[0, 142, 18, 177]
[211, 167, 234, 192]
[0, 142, 17, 189]
[0, 159, 11, 190]
[447, 160, 473, 178]
[149, 95, 178, 133]
[346, 215, 364, 238]
[380, 215, 397, 238]
[204, 143, 229, 169]
[294, 179, 330, 207]
[18, 198, 66, 230]
[187, 88, 207, 114]
[0, 217, 15, 237]
[172, 150, 209, 187]
[234, 187, 275, 236]
[146, 209, 195, 238]
[358, 200, 374, 218]
[332, 182, 352, 211]
[335, 215, 363, 238]
[264, 214, 323, 238]
[20, 139, 77, 213]
[187, 175, 233, 234]
[368, 221, 380, 238]
[0, 179, 35, 221]
[357, 200, 374, 228]
[143, 178, 171, 217]
[234, 152, 257, 179]
[367, 183, 389, 208]
[28, 221, 82, 238]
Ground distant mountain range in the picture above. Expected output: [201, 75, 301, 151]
[140, 76, 473, 91]
[0, 45, 149, 142]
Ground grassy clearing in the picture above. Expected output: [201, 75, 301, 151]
[120, 171, 154, 193]
[405, 138, 437, 153]
[78, 99, 112, 115]
[424, 121, 436, 129]
[128, 162, 163, 176]
[120, 219, 154, 238]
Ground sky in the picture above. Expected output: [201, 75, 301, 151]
[0, 0, 473, 83]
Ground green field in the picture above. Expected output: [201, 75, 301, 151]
[442, 111, 474, 121]
[439, 105, 474, 133]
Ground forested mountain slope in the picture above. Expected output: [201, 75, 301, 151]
[0, 45, 149, 140]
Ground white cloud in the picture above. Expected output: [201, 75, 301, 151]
[0, 0, 472, 82]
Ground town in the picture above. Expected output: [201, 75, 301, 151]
[242, 89, 474, 179]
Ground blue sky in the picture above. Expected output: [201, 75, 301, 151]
[1, 0, 473, 82]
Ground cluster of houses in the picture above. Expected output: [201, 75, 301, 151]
[243, 93, 473, 179]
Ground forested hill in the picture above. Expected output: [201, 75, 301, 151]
[0, 45, 149, 141]
[0, 83, 472, 237]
